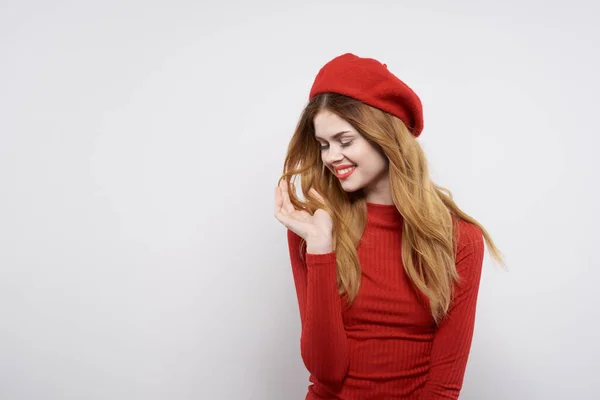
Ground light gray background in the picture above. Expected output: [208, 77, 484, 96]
[1, 1, 598, 399]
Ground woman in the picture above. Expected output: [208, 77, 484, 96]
[274, 53, 502, 400]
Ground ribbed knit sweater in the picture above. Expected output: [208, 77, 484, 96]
[287, 202, 485, 400]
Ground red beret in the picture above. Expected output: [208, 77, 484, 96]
[309, 53, 424, 137]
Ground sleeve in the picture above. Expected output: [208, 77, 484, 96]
[420, 222, 485, 400]
[286, 229, 349, 387]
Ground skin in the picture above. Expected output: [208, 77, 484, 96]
[275, 110, 392, 254]
[275, 179, 333, 254]
[313, 110, 392, 205]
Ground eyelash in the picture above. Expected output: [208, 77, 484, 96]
[320, 141, 352, 151]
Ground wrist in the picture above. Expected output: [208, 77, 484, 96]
[306, 240, 333, 255]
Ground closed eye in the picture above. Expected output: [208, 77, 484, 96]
[320, 141, 353, 151]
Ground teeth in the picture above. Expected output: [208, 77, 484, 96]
[338, 167, 355, 174]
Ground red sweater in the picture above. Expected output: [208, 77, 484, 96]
[287, 202, 485, 400]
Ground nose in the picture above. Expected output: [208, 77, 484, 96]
[323, 146, 344, 166]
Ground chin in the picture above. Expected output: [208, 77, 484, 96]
[339, 181, 364, 193]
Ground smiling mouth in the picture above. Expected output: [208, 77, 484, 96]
[334, 166, 356, 179]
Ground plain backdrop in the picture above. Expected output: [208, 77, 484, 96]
[1, 0, 599, 399]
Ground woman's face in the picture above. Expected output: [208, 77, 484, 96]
[313, 110, 392, 204]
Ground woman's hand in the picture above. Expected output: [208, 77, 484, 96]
[274, 180, 333, 254]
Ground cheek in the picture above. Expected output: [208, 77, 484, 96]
[344, 147, 363, 164]
[358, 153, 387, 177]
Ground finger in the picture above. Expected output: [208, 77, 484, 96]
[274, 206, 288, 226]
[274, 185, 283, 215]
[275, 211, 308, 238]
[276, 183, 292, 217]
[280, 180, 296, 214]
[275, 182, 289, 222]
[274, 205, 293, 228]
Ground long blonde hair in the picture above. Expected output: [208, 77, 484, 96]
[279, 93, 503, 323]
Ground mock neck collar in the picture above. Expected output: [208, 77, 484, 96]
[366, 202, 403, 229]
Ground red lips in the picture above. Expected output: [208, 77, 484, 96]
[333, 164, 356, 180]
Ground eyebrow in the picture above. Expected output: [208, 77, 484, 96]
[314, 130, 352, 141]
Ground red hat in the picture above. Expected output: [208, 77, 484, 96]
[309, 53, 424, 137]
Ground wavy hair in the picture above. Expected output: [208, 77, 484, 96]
[279, 93, 503, 323]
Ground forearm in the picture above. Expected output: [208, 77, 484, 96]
[300, 250, 349, 386]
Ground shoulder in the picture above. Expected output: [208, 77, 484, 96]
[454, 219, 485, 281]
[455, 219, 484, 254]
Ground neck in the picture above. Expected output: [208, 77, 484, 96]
[364, 170, 393, 205]
[366, 202, 403, 228]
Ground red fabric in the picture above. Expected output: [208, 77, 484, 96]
[309, 53, 424, 137]
[287, 203, 484, 400]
